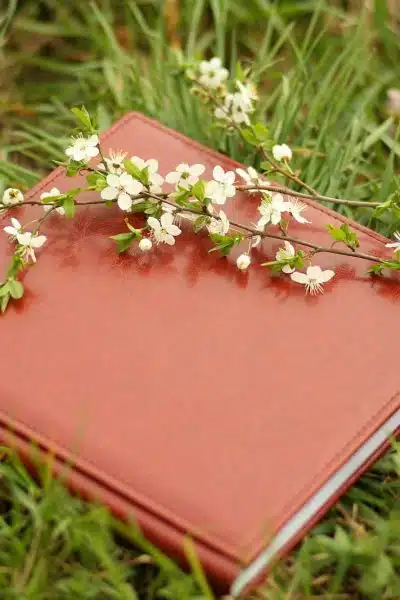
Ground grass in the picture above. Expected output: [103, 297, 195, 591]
[0, 0, 399, 598]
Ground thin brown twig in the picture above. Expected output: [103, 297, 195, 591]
[142, 192, 386, 265]
[237, 184, 381, 208]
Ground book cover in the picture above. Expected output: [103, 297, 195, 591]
[1, 112, 399, 595]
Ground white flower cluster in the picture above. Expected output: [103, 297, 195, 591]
[214, 80, 257, 126]
[40, 187, 65, 215]
[65, 134, 99, 163]
[190, 57, 257, 126]
[198, 57, 229, 89]
[3, 218, 46, 263]
[256, 193, 309, 229]
[1, 188, 24, 207]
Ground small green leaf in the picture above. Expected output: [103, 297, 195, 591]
[252, 122, 269, 142]
[209, 233, 243, 256]
[62, 196, 75, 219]
[123, 160, 142, 181]
[241, 127, 258, 146]
[193, 215, 209, 233]
[71, 106, 95, 132]
[8, 279, 24, 300]
[110, 232, 135, 254]
[66, 161, 85, 177]
[235, 61, 245, 82]
[326, 223, 359, 250]
[86, 173, 107, 191]
[0, 282, 10, 297]
[191, 180, 205, 202]
[1, 293, 10, 313]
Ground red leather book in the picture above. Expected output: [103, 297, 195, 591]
[1, 113, 399, 596]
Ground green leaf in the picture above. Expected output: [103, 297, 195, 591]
[1, 293, 10, 313]
[209, 233, 243, 256]
[252, 122, 269, 142]
[110, 232, 135, 254]
[326, 223, 359, 250]
[235, 61, 245, 83]
[62, 196, 75, 219]
[0, 282, 10, 297]
[70, 106, 95, 132]
[193, 215, 209, 233]
[66, 161, 85, 177]
[191, 180, 205, 202]
[183, 537, 215, 600]
[86, 173, 107, 191]
[123, 160, 143, 182]
[241, 127, 258, 146]
[8, 279, 24, 300]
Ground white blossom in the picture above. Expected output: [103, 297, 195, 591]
[17, 232, 47, 263]
[291, 265, 335, 295]
[257, 193, 290, 228]
[139, 237, 153, 252]
[287, 199, 310, 224]
[198, 57, 229, 89]
[4, 218, 46, 263]
[101, 172, 144, 211]
[276, 241, 296, 273]
[385, 231, 400, 252]
[207, 210, 230, 235]
[148, 212, 182, 245]
[98, 149, 127, 174]
[272, 144, 292, 162]
[235, 166, 268, 192]
[206, 165, 236, 205]
[236, 253, 251, 271]
[235, 80, 258, 105]
[131, 156, 164, 193]
[215, 92, 252, 125]
[40, 187, 65, 215]
[2, 188, 24, 206]
[65, 134, 99, 163]
[165, 163, 205, 189]
[4, 217, 22, 240]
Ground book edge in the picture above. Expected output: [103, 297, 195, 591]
[230, 408, 400, 597]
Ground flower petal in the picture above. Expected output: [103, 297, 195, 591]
[106, 173, 120, 187]
[282, 264, 295, 274]
[31, 235, 47, 248]
[147, 217, 160, 231]
[88, 134, 99, 146]
[160, 212, 174, 228]
[212, 165, 225, 182]
[167, 224, 182, 236]
[87, 146, 100, 158]
[117, 193, 132, 211]
[11, 218, 21, 230]
[4, 226, 16, 235]
[190, 164, 205, 177]
[101, 186, 118, 200]
[290, 271, 309, 285]
[319, 269, 335, 283]
[164, 234, 176, 245]
[165, 172, 180, 184]
[306, 265, 323, 279]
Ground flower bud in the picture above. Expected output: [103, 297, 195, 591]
[139, 237, 152, 252]
[2, 188, 24, 206]
[272, 144, 292, 162]
[236, 253, 251, 271]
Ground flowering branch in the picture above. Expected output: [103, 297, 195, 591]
[0, 77, 399, 312]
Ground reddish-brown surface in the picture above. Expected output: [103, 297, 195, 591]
[0, 113, 399, 585]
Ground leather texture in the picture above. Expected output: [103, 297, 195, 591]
[0, 112, 399, 586]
